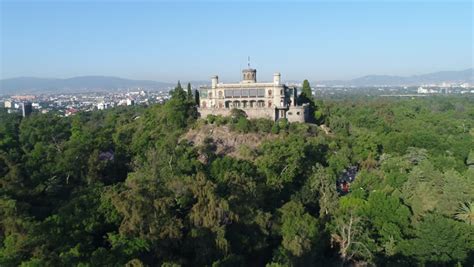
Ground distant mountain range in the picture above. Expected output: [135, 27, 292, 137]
[317, 68, 473, 86]
[0, 76, 175, 95]
[1, 69, 472, 95]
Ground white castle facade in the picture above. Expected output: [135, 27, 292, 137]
[198, 68, 309, 122]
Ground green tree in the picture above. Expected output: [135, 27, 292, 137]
[307, 166, 338, 217]
[298, 80, 313, 105]
[278, 200, 319, 257]
[400, 214, 474, 265]
[256, 136, 306, 188]
[194, 89, 200, 106]
[362, 191, 410, 255]
[186, 82, 193, 102]
[234, 117, 250, 133]
[330, 211, 374, 265]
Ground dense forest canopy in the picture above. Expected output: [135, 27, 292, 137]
[1, 84, 473, 266]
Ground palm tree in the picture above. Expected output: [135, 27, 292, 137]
[454, 202, 474, 225]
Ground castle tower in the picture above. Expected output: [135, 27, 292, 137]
[211, 75, 218, 89]
[273, 72, 281, 85]
[242, 68, 257, 83]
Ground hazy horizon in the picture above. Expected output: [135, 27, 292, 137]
[1, 1, 473, 82]
[1, 67, 473, 85]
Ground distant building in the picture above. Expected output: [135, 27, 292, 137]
[4, 100, 12, 109]
[65, 108, 79, 117]
[460, 83, 470, 88]
[119, 98, 135, 106]
[21, 102, 33, 117]
[417, 86, 438, 94]
[198, 68, 309, 122]
[97, 102, 109, 110]
[126, 99, 135, 106]
[12, 95, 36, 101]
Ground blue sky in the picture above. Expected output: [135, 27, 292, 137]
[1, 1, 472, 82]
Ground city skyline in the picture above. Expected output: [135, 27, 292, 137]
[1, 1, 473, 82]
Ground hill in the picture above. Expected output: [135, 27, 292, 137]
[0, 76, 174, 95]
[318, 68, 473, 86]
[182, 124, 278, 161]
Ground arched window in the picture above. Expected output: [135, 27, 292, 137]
[268, 90, 272, 96]
[202, 101, 207, 108]
[218, 91, 223, 98]
[268, 101, 272, 107]
[208, 92, 212, 98]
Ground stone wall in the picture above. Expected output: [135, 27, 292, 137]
[198, 107, 275, 120]
[198, 105, 309, 123]
[286, 106, 308, 123]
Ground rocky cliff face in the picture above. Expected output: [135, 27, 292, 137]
[182, 124, 277, 160]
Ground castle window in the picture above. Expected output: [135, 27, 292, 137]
[297, 112, 300, 115]
[288, 112, 293, 115]
[202, 101, 207, 108]
[268, 101, 272, 107]
[268, 90, 272, 96]
[208, 92, 212, 98]
[249, 89, 257, 97]
[218, 91, 223, 98]
[233, 89, 241, 97]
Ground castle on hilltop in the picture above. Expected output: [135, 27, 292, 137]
[198, 68, 309, 122]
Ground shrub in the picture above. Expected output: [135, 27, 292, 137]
[271, 123, 280, 134]
[206, 114, 217, 124]
[252, 118, 273, 133]
[234, 117, 251, 133]
[215, 115, 229, 126]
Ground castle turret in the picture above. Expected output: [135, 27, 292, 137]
[273, 72, 281, 85]
[211, 75, 218, 89]
[242, 68, 256, 83]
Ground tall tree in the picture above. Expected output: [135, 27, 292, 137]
[194, 89, 200, 106]
[186, 82, 193, 102]
[330, 211, 374, 265]
[298, 80, 319, 122]
[278, 200, 319, 257]
[171, 81, 186, 100]
[400, 214, 474, 265]
[299, 80, 313, 104]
